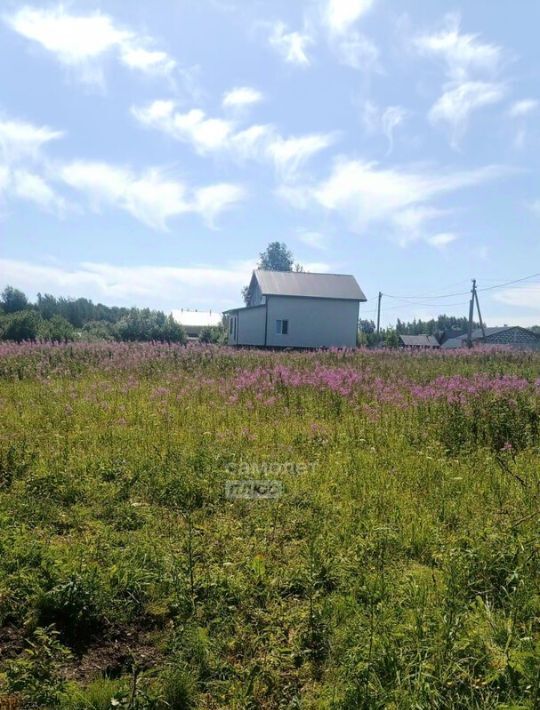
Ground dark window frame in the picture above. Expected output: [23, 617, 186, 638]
[275, 319, 289, 335]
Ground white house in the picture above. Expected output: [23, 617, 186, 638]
[172, 309, 222, 339]
[224, 270, 366, 348]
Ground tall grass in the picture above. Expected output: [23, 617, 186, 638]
[0, 344, 538, 708]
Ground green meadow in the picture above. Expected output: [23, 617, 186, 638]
[0, 343, 539, 708]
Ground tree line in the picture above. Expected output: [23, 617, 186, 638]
[0, 286, 190, 343]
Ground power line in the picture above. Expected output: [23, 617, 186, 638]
[361, 300, 469, 315]
[383, 289, 470, 300]
[477, 271, 540, 292]
[365, 269, 540, 330]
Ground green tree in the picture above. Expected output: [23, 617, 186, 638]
[242, 241, 300, 304]
[384, 327, 400, 348]
[36, 292, 58, 320]
[161, 314, 187, 344]
[258, 241, 295, 271]
[39, 315, 76, 342]
[115, 309, 186, 343]
[1, 286, 29, 313]
[2, 310, 41, 341]
[81, 320, 116, 341]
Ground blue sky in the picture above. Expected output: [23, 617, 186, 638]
[1, 0, 539, 326]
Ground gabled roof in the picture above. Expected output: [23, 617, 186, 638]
[441, 325, 539, 349]
[471, 326, 530, 339]
[252, 270, 366, 301]
[399, 334, 440, 347]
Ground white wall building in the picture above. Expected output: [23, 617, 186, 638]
[172, 309, 221, 339]
[224, 270, 366, 348]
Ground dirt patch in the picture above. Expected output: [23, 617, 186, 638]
[0, 625, 25, 663]
[61, 625, 167, 683]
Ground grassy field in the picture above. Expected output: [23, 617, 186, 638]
[0, 343, 539, 709]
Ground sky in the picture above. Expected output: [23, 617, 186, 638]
[1, 0, 540, 326]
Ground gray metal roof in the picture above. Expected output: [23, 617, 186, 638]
[399, 334, 440, 347]
[441, 335, 466, 349]
[470, 326, 528, 339]
[253, 270, 366, 301]
[441, 326, 538, 348]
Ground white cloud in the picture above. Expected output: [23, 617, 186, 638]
[333, 31, 379, 70]
[119, 45, 176, 75]
[268, 21, 313, 66]
[6, 5, 176, 83]
[222, 86, 263, 109]
[302, 261, 333, 272]
[392, 206, 446, 246]
[298, 230, 328, 250]
[280, 158, 507, 243]
[0, 165, 9, 193]
[318, 0, 379, 70]
[0, 258, 253, 310]
[266, 133, 335, 178]
[529, 200, 540, 216]
[508, 99, 539, 118]
[11, 169, 67, 212]
[0, 117, 63, 162]
[192, 183, 247, 227]
[493, 285, 540, 311]
[380, 106, 407, 154]
[132, 100, 334, 176]
[132, 102, 233, 153]
[0, 115, 65, 213]
[414, 14, 502, 82]
[429, 80, 506, 145]
[58, 161, 245, 229]
[426, 232, 458, 248]
[266, 1, 378, 72]
[415, 15, 506, 145]
[323, 0, 374, 35]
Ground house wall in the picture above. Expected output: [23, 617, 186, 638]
[248, 281, 264, 306]
[266, 296, 359, 348]
[228, 306, 266, 346]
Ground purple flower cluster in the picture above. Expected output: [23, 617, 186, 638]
[228, 365, 536, 408]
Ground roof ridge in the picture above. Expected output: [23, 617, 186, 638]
[254, 269, 357, 278]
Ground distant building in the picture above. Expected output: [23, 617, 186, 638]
[399, 334, 440, 348]
[441, 326, 540, 350]
[172, 309, 221, 339]
[224, 269, 367, 348]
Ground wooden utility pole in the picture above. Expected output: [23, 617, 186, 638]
[376, 291, 382, 340]
[474, 286, 486, 338]
[467, 278, 487, 347]
[467, 279, 476, 347]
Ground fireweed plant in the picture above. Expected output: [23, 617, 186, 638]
[0, 343, 538, 708]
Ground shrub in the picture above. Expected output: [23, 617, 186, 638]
[38, 315, 76, 342]
[5, 626, 71, 707]
[161, 666, 198, 709]
[34, 574, 103, 649]
[1, 311, 42, 342]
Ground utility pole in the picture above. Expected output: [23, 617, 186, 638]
[474, 286, 486, 338]
[467, 279, 475, 347]
[467, 279, 476, 347]
[376, 291, 382, 340]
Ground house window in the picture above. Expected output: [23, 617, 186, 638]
[275, 319, 289, 335]
[229, 317, 234, 335]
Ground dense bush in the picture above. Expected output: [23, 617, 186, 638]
[0, 310, 42, 341]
